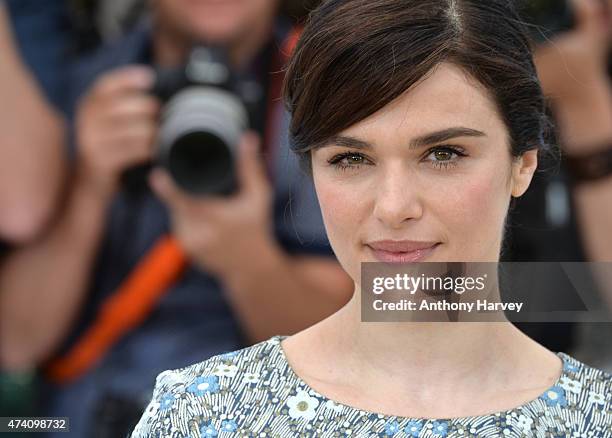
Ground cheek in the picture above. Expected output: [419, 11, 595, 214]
[316, 179, 361, 243]
[314, 173, 370, 275]
[438, 165, 511, 251]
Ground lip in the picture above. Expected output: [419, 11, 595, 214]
[366, 240, 440, 263]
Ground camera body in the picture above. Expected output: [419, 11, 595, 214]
[152, 46, 251, 195]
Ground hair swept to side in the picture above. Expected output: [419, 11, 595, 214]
[283, 0, 558, 174]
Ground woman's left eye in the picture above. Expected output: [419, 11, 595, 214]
[424, 146, 467, 169]
[327, 151, 372, 171]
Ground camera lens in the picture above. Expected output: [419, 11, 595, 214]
[168, 131, 233, 194]
[157, 86, 248, 195]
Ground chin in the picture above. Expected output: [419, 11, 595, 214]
[189, 22, 243, 42]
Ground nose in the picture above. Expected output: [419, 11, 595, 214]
[372, 165, 424, 229]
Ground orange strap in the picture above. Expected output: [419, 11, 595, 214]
[45, 235, 187, 384]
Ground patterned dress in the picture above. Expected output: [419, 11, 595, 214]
[131, 335, 612, 437]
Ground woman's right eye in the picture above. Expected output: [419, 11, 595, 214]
[327, 152, 372, 171]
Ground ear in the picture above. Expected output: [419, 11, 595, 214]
[510, 149, 538, 198]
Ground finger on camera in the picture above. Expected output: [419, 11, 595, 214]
[149, 168, 186, 207]
[92, 65, 155, 99]
[102, 119, 155, 146]
[109, 131, 156, 158]
[104, 117, 158, 142]
[237, 132, 267, 193]
[148, 168, 218, 215]
[101, 94, 160, 124]
[113, 140, 154, 167]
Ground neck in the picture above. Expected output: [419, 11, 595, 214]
[152, 16, 276, 69]
[326, 282, 528, 390]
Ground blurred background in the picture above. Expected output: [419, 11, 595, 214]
[0, 0, 610, 437]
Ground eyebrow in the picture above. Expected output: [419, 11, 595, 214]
[323, 127, 487, 150]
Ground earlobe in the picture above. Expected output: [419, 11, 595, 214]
[511, 149, 538, 198]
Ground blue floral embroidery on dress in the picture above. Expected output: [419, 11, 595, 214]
[384, 419, 400, 435]
[158, 393, 175, 410]
[540, 385, 568, 407]
[199, 421, 218, 437]
[563, 361, 580, 373]
[431, 420, 449, 436]
[187, 375, 220, 396]
[221, 419, 238, 432]
[219, 351, 239, 361]
[404, 420, 423, 436]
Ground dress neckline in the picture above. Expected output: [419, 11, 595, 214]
[270, 334, 573, 422]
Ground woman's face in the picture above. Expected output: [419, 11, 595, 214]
[311, 63, 537, 284]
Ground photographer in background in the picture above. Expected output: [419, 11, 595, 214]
[0, 0, 352, 436]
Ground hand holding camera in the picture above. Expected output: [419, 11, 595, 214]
[75, 66, 160, 198]
[76, 46, 257, 199]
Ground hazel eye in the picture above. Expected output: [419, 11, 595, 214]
[328, 152, 372, 171]
[424, 145, 467, 170]
[433, 150, 454, 161]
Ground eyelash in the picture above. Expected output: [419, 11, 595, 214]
[327, 145, 467, 171]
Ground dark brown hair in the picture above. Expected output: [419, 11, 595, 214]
[283, 0, 555, 174]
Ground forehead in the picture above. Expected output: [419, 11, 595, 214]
[341, 62, 506, 142]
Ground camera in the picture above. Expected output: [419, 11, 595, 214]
[152, 46, 253, 196]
